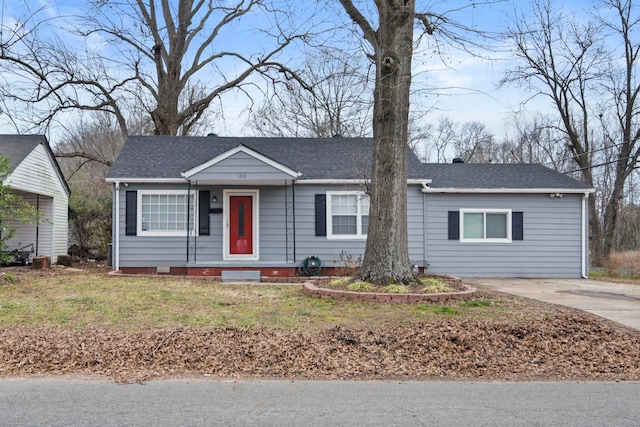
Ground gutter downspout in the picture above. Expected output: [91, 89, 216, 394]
[581, 192, 589, 279]
[35, 194, 40, 257]
[421, 182, 430, 271]
[114, 182, 120, 271]
[292, 180, 296, 263]
[187, 181, 191, 264]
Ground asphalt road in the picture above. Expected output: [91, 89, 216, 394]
[1, 379, 639, 426]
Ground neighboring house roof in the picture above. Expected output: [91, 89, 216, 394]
[0, 134, 41, 170]
[106, 135, 427, 181]
[0, 134, 71, 196]
[106, 135, 593, 191]
[424, 163, 593, 192]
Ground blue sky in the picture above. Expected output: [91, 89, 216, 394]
[0, 0, 600, 140]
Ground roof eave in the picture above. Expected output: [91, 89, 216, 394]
[298, 178, 431, 185]
[106, 177, 187, 184]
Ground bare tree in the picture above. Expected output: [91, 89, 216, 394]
[56, 111, 158, 255]
[494, 114, 577, 171]
[251, 50, 373, 137]
[334, 0, 498, 285]
[336, 0, 418, 285]
[0, 0, 306, 140]
[594, 0, 640, 262]
[412, 116, 453, 162]
[615, 204, 640, 251]
[453, 121, 495, 163]
[56, 113, 127, 173]
[416, 117, 495, 163]
[502, 0, 640, 266]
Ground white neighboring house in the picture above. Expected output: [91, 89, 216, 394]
[0, 135, 70, 264]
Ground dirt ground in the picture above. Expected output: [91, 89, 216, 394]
[1, 265, 640, 383]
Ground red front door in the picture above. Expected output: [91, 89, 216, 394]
[229, 196, 253, 255]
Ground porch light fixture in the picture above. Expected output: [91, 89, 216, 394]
[212, 195, 218, 203]
[549, 193, 563, 199]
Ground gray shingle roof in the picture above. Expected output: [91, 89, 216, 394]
[107, 135, 426, 180]
[424, 163, 592, 190]
[0, 134, 43, 170]
[107, 135, 592, 190]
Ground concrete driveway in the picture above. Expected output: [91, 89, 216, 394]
[465, 277, 640, 331]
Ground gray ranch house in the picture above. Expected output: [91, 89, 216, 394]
[0, 134, 70, 264]
[106, 135, 594, 278]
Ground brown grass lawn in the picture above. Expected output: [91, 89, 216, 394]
[1, 265, 640, 382]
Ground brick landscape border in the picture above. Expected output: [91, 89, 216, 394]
[302, 277, 477, 304]
[108, 270, 477, 303]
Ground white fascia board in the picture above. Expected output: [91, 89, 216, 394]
[422, 187, 596, 194]
[181, 145, 301, 179]
[105, 177, 186, 184]
[408, 179, 432, 185]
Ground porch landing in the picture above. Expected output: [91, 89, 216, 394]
[221, 270, 261, 282]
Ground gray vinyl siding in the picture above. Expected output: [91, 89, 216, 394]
[189, 151, 295, 181]
[294, 184, 425, 268]
[258, 187, 288, 262]
[116, 183, 193, 267]
[115, 184, 586, 276]
[114, 184, 291, 267]
[424, 193, 585, 278]
[407, 185, 426, 265]
[114, 182, 426, 269]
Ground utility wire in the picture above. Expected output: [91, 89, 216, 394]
[563, 154, 639, 174]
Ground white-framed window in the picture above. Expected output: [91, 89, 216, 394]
[326, 191, 369, 239]
[138, 190, 197, 236]
[460, 209, 511, 243]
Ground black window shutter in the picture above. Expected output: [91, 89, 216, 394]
[512, 211, 524, 240]
[125, 191, 137, 236]
[448, 211, 459, 240]
[315, 194, 326, 236]
[199, 191, 210, 236]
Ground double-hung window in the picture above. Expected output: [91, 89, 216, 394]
[327, 191, 369, 239]
[139, 190, 196, 236]
[460, 209, 511, 242]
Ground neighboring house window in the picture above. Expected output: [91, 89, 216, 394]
[326, 191, 369, 239]
[460, 209, 512, 243]
[138, 190, 197, 236]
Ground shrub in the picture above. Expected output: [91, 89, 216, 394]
[420, 277, 452, 293]
[326, 277, 351, 288]
[382, 284, 409, 293]
[346, 281, 375, 292]
[330, 250, 362, 276]
[606, 251, 640, 277]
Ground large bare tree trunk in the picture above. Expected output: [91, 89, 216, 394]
[339, 0, 416, 286]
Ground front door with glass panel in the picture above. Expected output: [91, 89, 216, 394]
[224, 191, 258, 260]
[229, 196, 252, 254]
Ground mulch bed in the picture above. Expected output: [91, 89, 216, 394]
[2, 313, 639, 383]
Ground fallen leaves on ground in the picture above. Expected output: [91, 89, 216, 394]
[1, 314, 639, 383]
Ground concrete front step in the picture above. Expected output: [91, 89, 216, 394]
[221, 270, 261, 283]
